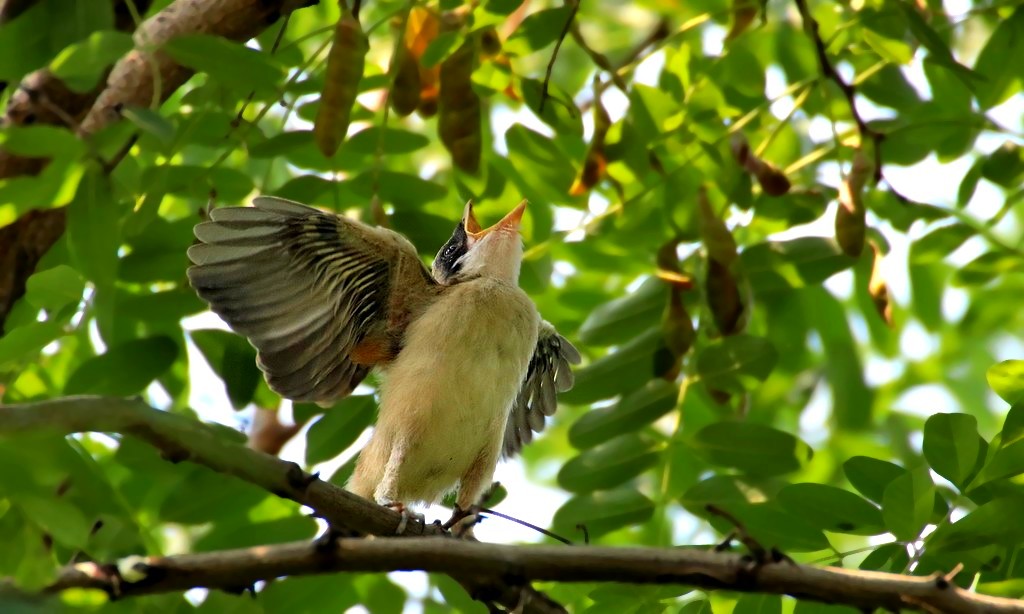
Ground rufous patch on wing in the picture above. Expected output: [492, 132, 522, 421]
[350, 336, 399, 366]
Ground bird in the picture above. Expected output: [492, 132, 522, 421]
[186, 196, 580, 532]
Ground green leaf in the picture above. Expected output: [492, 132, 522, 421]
[0, 320, 66, 369]
[928, 495, 1024, 551]
[49, 30, 133, 92]
[987, 360, 1024, 405]
[64, 336, 179, 396]
[305, 396, 377, 466]
[506, 6, 573, 53]
[348, 170, 448, 208]
[733, 594, 782, 614]
[121, 107, 176, 147]
[972, 7, 1024, 109]
[923, 413, 981, 488]
[190, 330, 261, 410]
[577, 277, 668, 346]
[66, 168, 119, 289]
[696, 334, 778, 393]
[844, 456, 904, 504]
[345, 127, 430, 156]
[742, 237, 856, 293]
[881, 466, 934, 541]
[13, 494, 91, 549]
[557, 433, 662, 493]
[859, 543, 910, 572]
[559, 327, 666, 405]
[250, 130, 315, 158]
[691, 422, 813, 477]
[24, 265, 84, 312]
[568, 379, 678, 449]
[972, 439, 1024, 487]
[1002, 402, 1024, 447]
[724, 504, 831, 552]
[910, 224, 974, 264]
[777, 483, 885, 535]
[159, 467, 269, 525]
[0, 125, 84, 158]
[163, 34, 285, 95]
[896, 3, 979, 91]
[553, 488, 654, 539]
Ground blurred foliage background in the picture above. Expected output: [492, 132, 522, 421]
[0, 0, 1023, 611]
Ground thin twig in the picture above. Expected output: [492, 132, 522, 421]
[793, 0, 884, 184]
[539, 0, 580, 113]
[480, 508, 573, 545]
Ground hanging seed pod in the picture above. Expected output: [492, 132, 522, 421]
[731, 133, 791, 196]
[438, 36, 482, 173]
[313, 6, 368, 157]
[662, 286, 696, 381]
[706, 258, 744, 335]
[835, 147, 873, 257]
[406, 6, 442, 118]
[570, 86, 611, 196]
[390, 46, 421, 116]
[726, 0, 759, 41]
[698, 187, 746, 336]
[868, 241, 893, 327]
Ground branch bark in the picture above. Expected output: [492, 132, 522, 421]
[0, 396, 563, 613]
[30, 536, 1024, 613]
[2, 396, 1022, 613]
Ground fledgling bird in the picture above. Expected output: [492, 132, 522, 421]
[186, 196, 579, 530]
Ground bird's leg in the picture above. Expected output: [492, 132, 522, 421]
[445, 447, 497, 538]
[380, 501, 424, 535]
[373, 442, 423, 534]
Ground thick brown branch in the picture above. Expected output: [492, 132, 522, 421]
[793, 0, 884, 184]
[0, 0, 313, 331]
[0, 396, 562, 613]
[27, 537, 1024, 613]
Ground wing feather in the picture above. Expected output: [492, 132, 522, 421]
[501, 320, 581, 458]
[188, 196, 437, 404]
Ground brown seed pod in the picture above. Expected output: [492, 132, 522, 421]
[438, 37, 482, 173]
[570, 86, 611, 196]
[705, 258, 744, 336]
[697, 186, 739, 267]
[390, 47, 421, 116]
[835, 148, 873, 257]
[731, 133, 791, 196]
[405, 6, 442, 119]
[313, 6, 368, 158]
[868, 241, 893, 327]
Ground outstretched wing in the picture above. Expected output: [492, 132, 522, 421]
[502, 320, 582, 458]
[187, 196, 438, 404]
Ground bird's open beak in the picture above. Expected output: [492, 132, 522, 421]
[463, 200, 483, 234]
[466, 200, 527, 239]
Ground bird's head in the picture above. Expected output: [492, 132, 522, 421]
[432, 200, 527, 285]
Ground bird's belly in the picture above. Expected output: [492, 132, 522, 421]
[374, 280, 538, 502]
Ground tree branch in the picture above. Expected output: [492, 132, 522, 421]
[0, 396, 563, 613]
[17, 536, 1022, 613]
[3, 397, 1022, 612]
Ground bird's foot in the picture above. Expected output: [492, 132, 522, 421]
[382, 501, 424, 535]
[443, 504, 482, 539]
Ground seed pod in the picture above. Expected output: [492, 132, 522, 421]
[726, 0, 759, 41]
[405, 6, 442, 119]
[570, 86, 611, 196]
[313, 6, 368, 157]
[697, 186, 738, 268]
[479, 26, 502, 58]
[438, 37, 481, 173]
[390, 47, 421, 116]
[706, 258, 744, 335]
[835, 147, 873, 257]
[731, 133, 791, 196]
[868, 241, 893, 327]
[662, 286, 696, 380]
